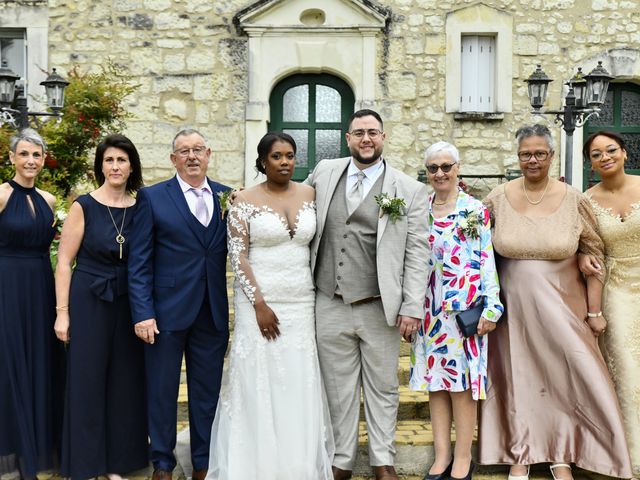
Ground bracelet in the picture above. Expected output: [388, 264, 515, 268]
[55, 305, 69, 311]
[586, 311, 602, 318]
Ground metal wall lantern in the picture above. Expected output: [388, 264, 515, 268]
[0, 60, 69, 129]
[523, 61, 615, 186]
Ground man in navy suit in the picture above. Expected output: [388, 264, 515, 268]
[128, 129, 230, 480]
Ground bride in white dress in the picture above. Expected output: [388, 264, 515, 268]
[206, 132, 334, 480]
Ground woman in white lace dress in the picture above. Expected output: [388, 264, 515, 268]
[206, 132, 334, 480]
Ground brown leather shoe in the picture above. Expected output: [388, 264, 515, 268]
[332, 465, 353, 480]
[374, 465, 399, 480]
[152, 469, 172, 480]
[191, 469, 207, 480]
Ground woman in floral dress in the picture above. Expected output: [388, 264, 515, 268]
[410, 141, 503, 480]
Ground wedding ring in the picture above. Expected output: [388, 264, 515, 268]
[262, 328, 268, 332]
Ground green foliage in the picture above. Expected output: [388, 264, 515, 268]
[0, 62, 138, 198]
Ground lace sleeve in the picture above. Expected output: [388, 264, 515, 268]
[227, 200, 264, 305]
[577, 194, 605, 283]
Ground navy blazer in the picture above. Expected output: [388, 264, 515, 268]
[128, 176, 230, 332]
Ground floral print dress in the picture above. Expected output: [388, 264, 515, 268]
[410, 190, 502, 400]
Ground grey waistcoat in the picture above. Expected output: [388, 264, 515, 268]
[315, 170, 384, 303]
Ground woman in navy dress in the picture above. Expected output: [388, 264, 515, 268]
[0, 129, 60, 478]
[54, 134, 147, 479]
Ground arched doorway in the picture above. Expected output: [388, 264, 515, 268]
[269, 74, 355, 181]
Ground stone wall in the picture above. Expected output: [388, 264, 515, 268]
[38, 0, 640, 190]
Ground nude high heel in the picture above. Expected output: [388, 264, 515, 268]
[507, 465, 529, 480]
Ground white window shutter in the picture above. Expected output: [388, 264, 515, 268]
[460, 35, 496, 112]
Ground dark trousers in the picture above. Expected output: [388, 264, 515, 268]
[62, 292, 148, 478]
[145, 298, 228, 472]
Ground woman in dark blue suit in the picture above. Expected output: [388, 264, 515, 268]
[54, 134, 147, 479]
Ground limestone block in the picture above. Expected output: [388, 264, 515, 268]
[407, 14, 424, 26]
[130, 49, 163, 75]
[538, 42, 560, 55]
[206, 124, 244, 151]
[592, 0, 616, 9]
[127, 94, 161, 122]
[218, 39, 247, 71]
[556, 22, 573, 33]
[425, 15, 445, 30]
[113, 0, 141, 11]
[416, 0, 438, 7]
[163, 53, 186, 73]
[514, 35, 538, 55]
[516, 23, 542, 33]
[210, 73, 231, 100]
[162, 97, 189, 121]
[616, 34, 630, 42]
[184, 0, 213, 13]
[210, 151, 244, 186]
[625, 23, 638, 32]
[195, 103, 210, 124]
[388, 72, 417, 100]
[128, 13, 154, 30]
[49, 52, 70, 68]
[417, 82, 433, 98]
[123, 121, 155, 145]
[193, 75, 216, 101]
[144, 0, 172, 11]
[226, 101, 245, 122]
[156, 11, 191, 30]
[152, 122, 180, 144]
[387, 41, 407, 71]
[158, 39, 185, 48]
[541, 0, 575, 9]
[388, 124, 415, 150]
[568, 46, 587, 61]
[186, 50, 216, 72]
[404, 36, 425, 55]
[73, 40, 108, 51]
[153, 75, 194, 94]
[424, 34, 444, 55]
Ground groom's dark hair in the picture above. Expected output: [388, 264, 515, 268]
[347, 109, 384, 131]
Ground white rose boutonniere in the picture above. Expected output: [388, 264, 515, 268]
[374, 193, 406, 223]
[217, 190, 232, 220]
[456, 209, 481, 239]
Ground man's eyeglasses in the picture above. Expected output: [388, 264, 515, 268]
[589, 147, 620, 162]
[426, 163, 457, 174]
[517, 150, 550, 162]
[174, 146, 207, 158]
[349, 129, 383, 139]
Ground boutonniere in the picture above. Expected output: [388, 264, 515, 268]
[457, 209, 481, 239]
[218, 190, 232, 219]
[374, 193, 406, 223]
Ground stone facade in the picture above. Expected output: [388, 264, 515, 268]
[5, 0, 640, 192]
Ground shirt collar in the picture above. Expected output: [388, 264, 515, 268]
[347, 158, 385, 180]
[176, 174, 210, 194]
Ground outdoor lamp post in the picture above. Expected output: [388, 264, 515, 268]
[0, 60, 69, 130]
[524, 61, 614, 186]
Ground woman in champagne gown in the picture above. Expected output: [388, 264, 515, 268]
[206, 132, 333, 480]
[581, 130, 640, 476]
[477, 125, 632, 480]
[0, 129, 61, 478]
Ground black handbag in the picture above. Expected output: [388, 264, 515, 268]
[455, 297, 485, 337]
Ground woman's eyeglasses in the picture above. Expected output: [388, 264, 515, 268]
[426, 163, 457, 174]
[517, 150, 550, 162]
[589, 147, 620, 162]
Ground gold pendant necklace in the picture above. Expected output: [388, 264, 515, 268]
[106, 205, 127, 259]
[522, 177, 550, 205]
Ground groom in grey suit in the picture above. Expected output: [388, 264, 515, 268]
[307, 109, 429, 480]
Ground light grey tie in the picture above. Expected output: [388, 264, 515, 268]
[346, 171, 366, 215]
[191, 188, 210, 226]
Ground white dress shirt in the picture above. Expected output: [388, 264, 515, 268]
[176, 174, 214, 226]
[345, 158, 386, 201]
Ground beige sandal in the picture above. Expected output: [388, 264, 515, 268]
[550, 463, 572, 480]
[507, 465, 529, 480]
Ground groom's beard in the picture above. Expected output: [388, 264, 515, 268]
[350, 145, 383, 165]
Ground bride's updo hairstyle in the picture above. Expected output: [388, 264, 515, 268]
[255, 132, 297, 174]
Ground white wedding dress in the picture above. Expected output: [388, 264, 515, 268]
[206, 200, 334, 480]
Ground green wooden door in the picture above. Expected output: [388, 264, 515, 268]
[269, 74, 355, 181]
[583, 83, 640, 189]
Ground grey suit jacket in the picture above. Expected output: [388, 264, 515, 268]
[306, 157, 430, 326]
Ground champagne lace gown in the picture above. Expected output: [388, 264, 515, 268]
[206, 199, 333, 480]
[588, 195, 640, 476]
[477, 184, 632, 478]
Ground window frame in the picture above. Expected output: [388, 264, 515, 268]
[269, 73, 355, 181]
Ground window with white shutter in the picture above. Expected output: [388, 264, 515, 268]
[460, 35, 495, 113]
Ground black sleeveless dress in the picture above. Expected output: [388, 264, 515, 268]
[60, 194, 148, 478]
[0, 180, 60, 477]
